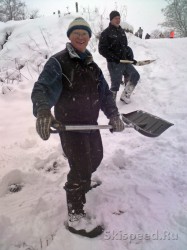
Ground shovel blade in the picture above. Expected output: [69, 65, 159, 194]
[122, 110, 173, 137]
[120, 59, 156, 66]
[136, 59, 156, 66]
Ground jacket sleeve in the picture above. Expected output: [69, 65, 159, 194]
[98, 30, 120, 62]
[125, 46, 134, 60]
[31, 57, 63, 116]
[98, 70, 119, 119]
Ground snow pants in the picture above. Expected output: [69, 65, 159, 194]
[107, 62, 140, 92]
[60, 130, 103, 215]
[59, 130, 103, 185]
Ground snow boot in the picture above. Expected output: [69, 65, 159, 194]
[120, 81, 135, 104]
[90, 179, 102, 190]
[81, 179, 102, 193]
[66, 214, 104, 238]
[64, 182, 104, 238]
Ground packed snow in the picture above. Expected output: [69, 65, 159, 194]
[0, 13, 187, 250]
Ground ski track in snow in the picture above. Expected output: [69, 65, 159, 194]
[0, 15, 187, 250]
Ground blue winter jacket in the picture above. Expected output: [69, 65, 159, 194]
[31, 43, 118, 121]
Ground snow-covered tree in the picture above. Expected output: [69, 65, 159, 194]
[29, 9, 40, 19]
[150, 29, 170, 39]
[161, 0, 187, 37]
[0, 0, 40, 22]
[0, 0, 26, 21]
[150, 29, 162, 39]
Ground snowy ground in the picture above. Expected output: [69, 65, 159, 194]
[0, 14, 187, 250]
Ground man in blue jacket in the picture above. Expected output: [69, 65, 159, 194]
[99, 11, 140, 103]
[31, 17, 124, 237]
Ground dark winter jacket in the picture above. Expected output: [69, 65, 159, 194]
[98, 23, 134, 62]
[31, 43, 118, 124]
[145, 33, 150, 39]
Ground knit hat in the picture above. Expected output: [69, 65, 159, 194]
[110, 11, 120, 21]
[67, 17, 92, 38]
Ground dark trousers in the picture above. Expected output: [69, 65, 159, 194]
[60, 130, 103, 214]
[59, 130, 103, 184]
[107, 62, 140, 91]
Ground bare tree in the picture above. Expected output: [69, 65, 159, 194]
[0, 0, 26, 21]
[119, 5, 127, 22]
[29, 9, 40, 19]
[113, 2, 127, 22]
[150, 29, 162, 39]
[160, 0, 187, 37]
[150, 29, 172, 38]
[163, 30, 171, 37]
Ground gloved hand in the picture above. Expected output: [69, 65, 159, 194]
[36, 109, 62, 140]
[109, 116, 125, 132]
[113, 58, 120, 64]
[132, 59, 137, 65]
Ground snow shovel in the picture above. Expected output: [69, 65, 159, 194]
[121, 110, 173, 137]
[50, 110, 173, 138]
[120, 59, 156, 66]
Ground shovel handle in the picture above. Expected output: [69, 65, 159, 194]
[50, 124, 134, 133]
[120, 60, 134, 64]
[50, 124, 113, 133]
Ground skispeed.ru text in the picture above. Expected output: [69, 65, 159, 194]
[104, 230, 178, 242]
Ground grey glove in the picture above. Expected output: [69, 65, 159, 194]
[36, 109, 62, 140]
[109, 116, 125, 132]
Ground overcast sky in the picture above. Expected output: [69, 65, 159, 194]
[25, 0, 168, 36]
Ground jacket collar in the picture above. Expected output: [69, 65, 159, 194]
[66, 43, 93, 65]
[109, 22, 122, 30]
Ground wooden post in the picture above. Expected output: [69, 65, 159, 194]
[75, 2, 78, 12]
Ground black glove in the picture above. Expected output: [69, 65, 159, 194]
[36, 109, 62, 140]
[109, 116, 125, 132]
[132, 59, 137, 65]
[113, 58, 120, 64]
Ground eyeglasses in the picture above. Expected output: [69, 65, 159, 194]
[71, 31, 89, 38]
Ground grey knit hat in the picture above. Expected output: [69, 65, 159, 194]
[110, 11, 120, 21]
[67, 17, 92, 38]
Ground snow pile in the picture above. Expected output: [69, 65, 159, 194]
[0, 13, 187, 250]
[121, 21, 134, 32]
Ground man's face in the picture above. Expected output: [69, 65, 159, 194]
[110, 16, 121, 27]
[69, 29, 90, 52]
